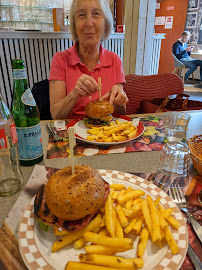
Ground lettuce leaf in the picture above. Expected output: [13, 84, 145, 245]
[37, 220, 50, 232]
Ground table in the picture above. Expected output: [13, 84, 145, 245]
[0, 110, 202, 227]
[0, 110, 202, 270]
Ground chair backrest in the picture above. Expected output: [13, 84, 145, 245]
[123, 73, 184, 114]
[171, 52, 185, 67]
[31, 79, 52, 120]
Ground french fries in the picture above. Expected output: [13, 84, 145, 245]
[137, 227, 149, 258]
[124, 218, 137, 234]
[86, 120, 138, 142]
[110, 184, 126, 191]
[83, 232, 133, 250]
[105, 194, 115, 237]
[141, 199, 153, 241]
[54, 225, 69, 236]
[115, 216, 124, 238]
[74, 237, 87, 250]
[164, 227, 179, 254]
[84, 245, 130, 255]
[115, 205, 128, 227]
[147, 195, 161, 243]
[52, 216, 102, 252]
[79, 253, 138, 269]
[117, 190, 145, 205]
[65, 261, 122, 270]
[52, 183, 181, 270]
[133, 216, 144, 235]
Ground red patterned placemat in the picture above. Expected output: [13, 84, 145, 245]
[46, 116, 165, 159]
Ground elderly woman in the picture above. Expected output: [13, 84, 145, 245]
[49, 0, 128, 119]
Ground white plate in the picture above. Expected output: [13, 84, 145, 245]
[18, 170, 188, 270]
[67, 116, 145, 145]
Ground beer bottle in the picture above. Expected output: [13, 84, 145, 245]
[11, 59, 43, 166]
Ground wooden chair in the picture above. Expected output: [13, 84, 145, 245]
[123, 73, 184, 114]
[172, 52, 194, 83]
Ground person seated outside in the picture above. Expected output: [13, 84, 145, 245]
[172, 30, 202, 83]
[49, 0, 128, 120]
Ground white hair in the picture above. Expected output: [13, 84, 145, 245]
[69, 0, 113, 42]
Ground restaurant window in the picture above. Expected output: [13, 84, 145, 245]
[185, 0, 201, 45]
[198, 19, 202, 44]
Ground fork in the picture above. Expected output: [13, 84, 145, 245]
[169, 184, 202, 270]
[169, 184, 202, 243]
[45, 121, 63, 142]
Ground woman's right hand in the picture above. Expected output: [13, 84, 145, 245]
[72, 74, 99, 99]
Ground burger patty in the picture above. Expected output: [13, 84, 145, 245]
[34, 180, 110, 232]
[57, 212, 96, 231]
[83, 117, 110, 126]
[34, 185, 57, 224]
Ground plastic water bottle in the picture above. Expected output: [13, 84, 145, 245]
[0, 92, 24, 195]
[11, 59, 43, 166]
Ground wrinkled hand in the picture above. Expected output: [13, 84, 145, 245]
[72, 75, 99, 99]
[101, 85, 128, 106]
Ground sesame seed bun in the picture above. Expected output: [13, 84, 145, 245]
[85, 100, 114, 118]
[44, 165, 106, 221]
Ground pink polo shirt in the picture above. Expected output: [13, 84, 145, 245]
[49, 41, 125, 116]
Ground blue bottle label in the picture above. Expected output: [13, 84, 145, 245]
[13, 69, 27, 79]
[21, 88, 36, 106]
[16, 123, 43, 161]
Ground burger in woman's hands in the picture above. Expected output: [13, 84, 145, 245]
[83, 100, 114, 128]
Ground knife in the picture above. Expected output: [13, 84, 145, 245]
[187, 243, 202, 270]
[184, 210, 202, 243]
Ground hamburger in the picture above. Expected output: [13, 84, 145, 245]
[34, 165, 110, 232]
[83, 100, 114, 128]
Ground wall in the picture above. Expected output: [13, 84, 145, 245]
[155, 0, 189, 74]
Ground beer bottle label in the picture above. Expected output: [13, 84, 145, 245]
[10, 124, 18, 144]
[12, 69, 27, 79]
[16, 123, 43, 161]
[21, 88, 36, 106]
[0, 129, 7, 149]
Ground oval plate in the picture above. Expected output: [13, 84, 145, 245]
[66, 116, 144, 145]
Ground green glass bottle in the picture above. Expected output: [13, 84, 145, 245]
[11, 59, 43, 166]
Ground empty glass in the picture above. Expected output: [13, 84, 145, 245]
[164, 111, 191, 143]
[1, 8, 10, 21]
[154, 142, 190, 187]
[0, 93, 24, 196]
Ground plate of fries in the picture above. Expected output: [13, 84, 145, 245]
[18, 170, 188, 270]
[67, 116, 144, 145]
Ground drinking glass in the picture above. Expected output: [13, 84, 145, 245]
[154, 142, 190, 187]
[164, 111, 191, 142]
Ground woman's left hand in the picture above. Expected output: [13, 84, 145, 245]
[101, 84, 128, 106]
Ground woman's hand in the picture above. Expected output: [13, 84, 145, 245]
[72, 74, 99, 99]
[101, 84, 128, 106]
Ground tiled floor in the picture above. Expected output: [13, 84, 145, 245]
[184, 80, 202, 102]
